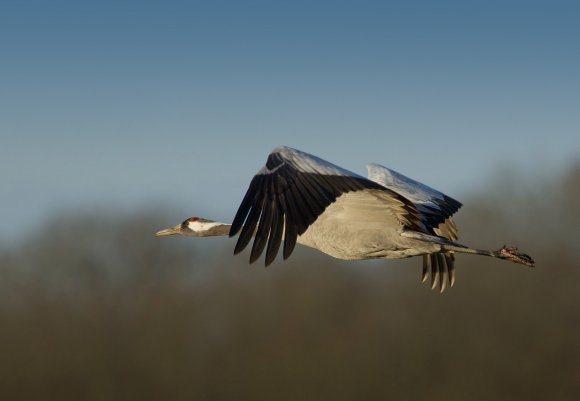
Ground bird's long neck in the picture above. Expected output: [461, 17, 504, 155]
[443, 245, 495, 257]
[199, 222, 232, 237]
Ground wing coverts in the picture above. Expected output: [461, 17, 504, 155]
[367, 163, 462, 234]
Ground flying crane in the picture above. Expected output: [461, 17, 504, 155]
[156, 146, 534, 292]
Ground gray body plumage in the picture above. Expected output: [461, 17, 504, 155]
[296, 189, 440, 260]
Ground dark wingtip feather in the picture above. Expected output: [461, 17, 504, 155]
[230, 209, 248, 238]
[229, 178, 260, 237]
[283, 223, 297, 260]
[265, 209, 284, 266]
[249, 200, 274, 264]
[234, 205, 261, 256]
[234, 236, 250, 255]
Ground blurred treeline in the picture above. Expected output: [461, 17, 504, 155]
[1, 164, 579, 401]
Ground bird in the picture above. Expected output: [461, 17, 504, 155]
[156, 146, 534, 292]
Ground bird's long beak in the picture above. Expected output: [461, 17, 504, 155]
[155, 224, 183, 237]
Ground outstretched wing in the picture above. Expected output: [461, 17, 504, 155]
[230, 146, 423, 266]
[367, 163, 462, 291]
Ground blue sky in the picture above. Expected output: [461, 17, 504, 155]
[2, 1, 579, 243]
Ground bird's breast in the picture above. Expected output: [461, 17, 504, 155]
[295, 191, 413, 260]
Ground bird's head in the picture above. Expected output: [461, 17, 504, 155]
[156, 217, 229, 237]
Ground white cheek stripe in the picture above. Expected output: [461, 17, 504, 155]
[188, 221, 222, 232]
